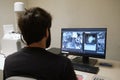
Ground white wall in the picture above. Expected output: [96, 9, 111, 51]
[0, 0, 28, 51]
[0, 0, 28, 40]
[0, 0, 120, 61]
[28, 0, 120, 61]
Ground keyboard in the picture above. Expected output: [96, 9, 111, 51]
[93, 76, 105, 80]
[72, 63, 99, 74]
[92, 75, 108, 80]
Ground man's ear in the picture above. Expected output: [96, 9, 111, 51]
[46, 28, 49, 38]
[46, 28, 51, 48]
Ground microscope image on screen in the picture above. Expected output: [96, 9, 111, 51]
[62, 32, 83, 51]
[84, 33, 97, 52]
[84, 33, 97, 44]
[83, 32, 106, 54]
[97, 32, 106, 53]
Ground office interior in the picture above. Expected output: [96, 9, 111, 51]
[0, 0, 120, 80]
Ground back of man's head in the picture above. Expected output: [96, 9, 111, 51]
[18, 7, 52, 45]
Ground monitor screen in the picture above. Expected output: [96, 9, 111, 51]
[61, 28, 107, 65]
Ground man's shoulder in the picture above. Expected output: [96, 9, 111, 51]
[48, 51, 71, 63]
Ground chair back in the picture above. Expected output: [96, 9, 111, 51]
[6, 76, 37, 80]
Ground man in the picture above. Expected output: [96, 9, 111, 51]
[3, 7, 77, 80]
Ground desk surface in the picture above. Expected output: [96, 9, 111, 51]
[0, 54, 120, 80]
[74, 57, 120, 80]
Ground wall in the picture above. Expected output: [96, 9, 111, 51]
[28, 0, 120, 61]
[0, 0, 28, 42]
[0, 0, 119, 61]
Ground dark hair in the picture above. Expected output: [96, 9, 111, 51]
[18, 7, 52, 45]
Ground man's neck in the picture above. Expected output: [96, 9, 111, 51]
[27, 38, 46, 48]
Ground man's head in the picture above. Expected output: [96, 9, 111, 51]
[18, 7, 52, 48]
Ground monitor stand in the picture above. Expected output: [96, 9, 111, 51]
[72, 56, 97, 66]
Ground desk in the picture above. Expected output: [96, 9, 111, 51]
[0, 55, 120, 80]
[74, 58, 120, 80]
[48, 47, 120, 80]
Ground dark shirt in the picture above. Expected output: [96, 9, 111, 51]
[4, 47, 77, 80]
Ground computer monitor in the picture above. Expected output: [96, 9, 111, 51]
[61, 28, 107, 65]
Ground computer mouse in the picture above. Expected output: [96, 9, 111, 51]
[99, 62, 113, 67]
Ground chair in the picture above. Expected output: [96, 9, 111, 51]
[6, 76, 37, 80]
